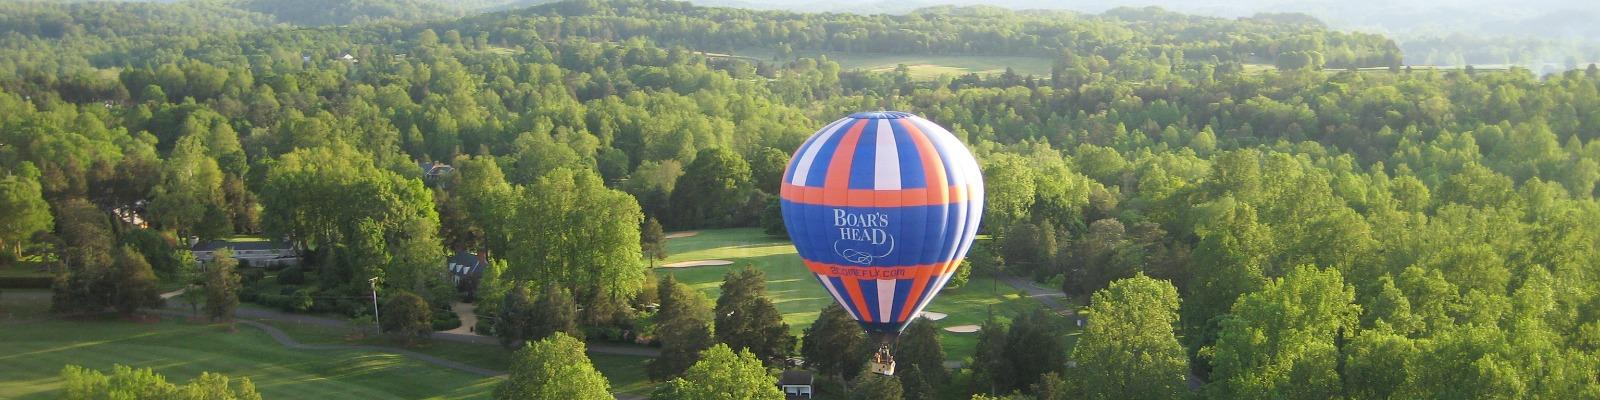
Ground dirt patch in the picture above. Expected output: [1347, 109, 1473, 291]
[664, 231, 700, 239]
[920, 311, 948, 321]
[943, 324, 981, 333]
[658, 260, 734, 268]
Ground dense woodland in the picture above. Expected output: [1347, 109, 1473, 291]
[2, 0, 1600, 398]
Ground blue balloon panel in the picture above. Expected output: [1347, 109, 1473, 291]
[780, 111, 984, 334]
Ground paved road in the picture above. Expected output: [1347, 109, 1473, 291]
[995, 273, 1075, 317]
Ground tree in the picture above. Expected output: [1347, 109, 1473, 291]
[498, 283, 536, 348]
[531, 283, 581, 341]
[148, 137, 229, 239]
[669, 148, 752, 229]
[1203, 265, 1358, 399]
[0, 163, 52, 259]
[801, 303, 869, 383]
[495, 332, 612, 400]
[111, 246, 162, 316]
[382, 290, 433, 344]
[894, 319, 946, 400]
[59, 364, 260, 400]
[203, 248, 240, 321]
[969, 317, 1011, 395]
[505, 168, 646, 301]
[650, 274, 715, 380]
[1070, 273, 1188, 400]
[660, 344, 784, 400]
[642, 217, 667, 267]
[713, 267, 795, 366]
[998, 309, 1067, 393]
[849, 373, 905, 400]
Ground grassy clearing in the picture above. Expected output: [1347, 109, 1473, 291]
[0, 318, 498, 400]
[656, 228, 1074, 362]
[257, 318, 660, 396]
[723, 48, 1053, 79]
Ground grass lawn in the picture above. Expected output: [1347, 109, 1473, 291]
[723, 48, 1053, 79]
[656, 228, 1075, 362]
[258, 318, 659, 396]
[0, 318, 498, 400]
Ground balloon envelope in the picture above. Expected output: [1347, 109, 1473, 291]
[779, 111, 984, 334]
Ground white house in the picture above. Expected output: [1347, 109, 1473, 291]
[191, 238, 300, 267]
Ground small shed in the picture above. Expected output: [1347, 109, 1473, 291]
[777, 370, 813, 399]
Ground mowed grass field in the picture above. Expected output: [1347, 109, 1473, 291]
[0, 290, 655, 398]
[0, 318, 499, 399]
[721, 49, 1053, 80]
[657, 228, 1071, 361]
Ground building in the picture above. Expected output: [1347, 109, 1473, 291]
[777, 370, 814, 399]
[418, 161, 455, 184]
[191, 238, 300, 267]
[447, 251, 487, 297]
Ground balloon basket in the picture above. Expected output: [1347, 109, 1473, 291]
[868, 344, 896, 376]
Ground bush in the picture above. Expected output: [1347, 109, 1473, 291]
[275, 266, 305, 285]
[432, 309, 460, 331]
[381, 291, 432, 344]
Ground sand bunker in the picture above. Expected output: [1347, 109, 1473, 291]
[664, 231, 700, 239]
[659, 259, 734, 268]
[943, 325, 981, 333]
[920, 311, 948, 321]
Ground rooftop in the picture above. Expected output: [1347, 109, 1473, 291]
[777, 370, 813, 386]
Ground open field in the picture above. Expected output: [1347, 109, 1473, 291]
[719, 48, 1053, 79]
[656, 228, 1075, 361]
[258, 318, 658, 396]
[0, 318, 499, 399]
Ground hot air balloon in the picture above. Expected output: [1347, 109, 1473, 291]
[779, 111, 984, 375]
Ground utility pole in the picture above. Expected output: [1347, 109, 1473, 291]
[369, 277, 381, 333]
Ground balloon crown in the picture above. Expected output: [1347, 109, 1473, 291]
[848, 111, 914, 119]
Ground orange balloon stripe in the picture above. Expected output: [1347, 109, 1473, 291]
[779, 183, 973, 207]
[841, 277, 875, 323]
[803, 260, 951, 279]
[899, 118, 950, 324]
[822, 121, 867, 193]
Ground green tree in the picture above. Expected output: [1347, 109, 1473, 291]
[495, 332, 612, 400]
[801, 303, 869, 383]
[111, 245, 162, 316]
[1203, 265, 1359, 399]
[497, 283, 536, 348]
[650, 274, 715, 380]
[531, 283, 581, 341]
[0, 163, 52, 258]
[998, 309, 1067, 393]
[203, 248, 240, 321]
[660, 344, 784, 400]
[714, 267, 795, 366]
[382, 290, 433, 344]
[506, 168, 645, 301]
[669, 148, 752, 229]
[148, 137, 229, 239]
[641, 217, 667, 267]
[849, 373, 905, 400]
[1070, 273, 1188, 400]
[59, 364, 259, 400]
[894, 319, 946, 400]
